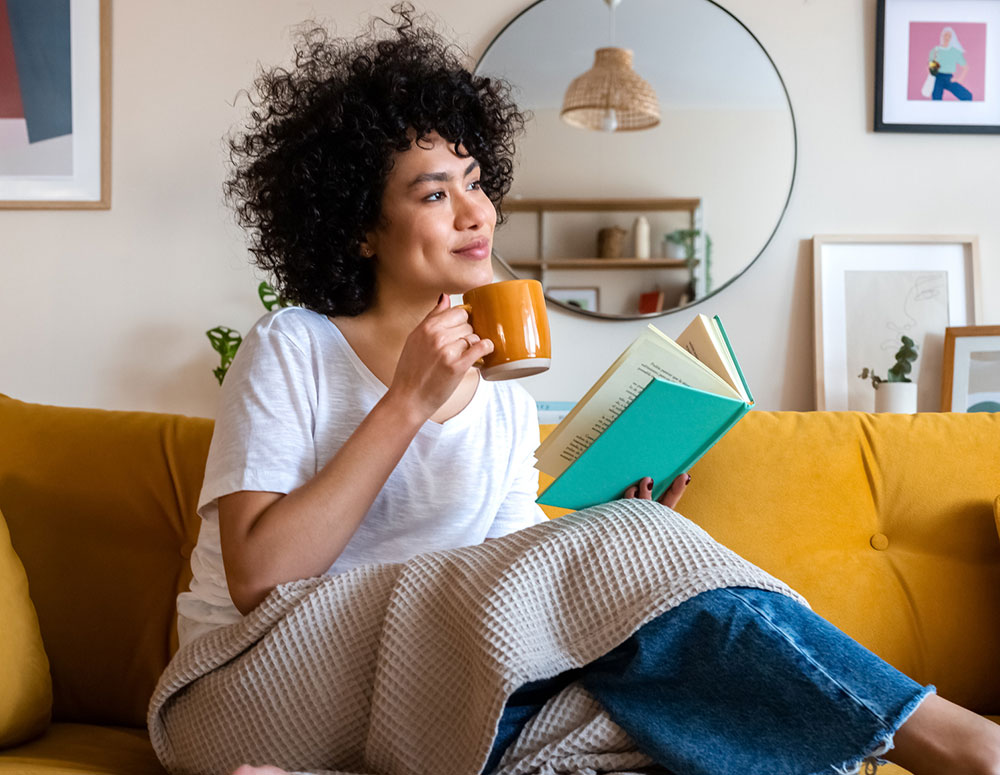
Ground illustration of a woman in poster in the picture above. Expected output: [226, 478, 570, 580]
[929, 26, 973, 100]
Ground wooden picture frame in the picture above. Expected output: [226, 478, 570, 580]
[941, 325, 1000, 411]
[875, 0, 1000, 133]
[813, 235, 981, 411]
[0, 0, 111, 208]
[546, 286, 600, 313]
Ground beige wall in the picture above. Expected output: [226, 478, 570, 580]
[1, 0, 997, 416]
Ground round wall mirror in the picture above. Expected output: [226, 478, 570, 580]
[475, 0, 797, 319]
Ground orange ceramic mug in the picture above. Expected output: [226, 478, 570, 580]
[459, 279, 551, 380]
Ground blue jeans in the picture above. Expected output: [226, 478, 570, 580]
[483, 587, 933, 775]
[933, 72, 973, 101]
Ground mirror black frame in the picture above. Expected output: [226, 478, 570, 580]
[476, 0, 799, 320]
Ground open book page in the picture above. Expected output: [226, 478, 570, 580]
[535, 324, 738, 462]
[675, 314, 749, 402]
[534, 325, 741, 478]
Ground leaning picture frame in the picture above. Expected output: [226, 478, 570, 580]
[0, 0, 111, 208]
[941, 325, 1000, 411]
[875, 0, 1000, 133]
[546, 287, 600, 313]
[813, 235, 981, 412]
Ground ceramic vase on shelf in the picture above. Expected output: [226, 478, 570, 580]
[633, 216, 650, 259]
[874, 382, 917, 413]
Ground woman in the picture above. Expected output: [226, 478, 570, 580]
[929, 26, 973, 101]
[165, 6, 1000, 775]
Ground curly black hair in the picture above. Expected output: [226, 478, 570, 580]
[223, 3, 527, 316]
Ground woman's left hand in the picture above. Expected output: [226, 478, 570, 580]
[623, 473, 691, 510]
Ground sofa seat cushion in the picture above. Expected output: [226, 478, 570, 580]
[0, 723, 165, 774]
[1, 717, 994, 775]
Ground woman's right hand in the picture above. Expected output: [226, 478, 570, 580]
[387, 294, 494, 420]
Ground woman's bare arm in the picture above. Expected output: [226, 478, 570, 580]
[219, 391, 426, 614]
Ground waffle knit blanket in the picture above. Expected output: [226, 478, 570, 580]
[148, 499, 804, 775]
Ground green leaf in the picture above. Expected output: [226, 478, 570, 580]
[259, 281, 290, 311]
[888, 334, 918, 382]
[207, 326, 242, 385]
[207, 326, 242, 359]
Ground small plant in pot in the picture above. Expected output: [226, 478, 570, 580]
[664, 228, 699, 261]
[858, 335, 919, 413]
[665, 228, 710, 304]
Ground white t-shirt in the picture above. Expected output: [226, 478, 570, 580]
[176, 307, 548, 647]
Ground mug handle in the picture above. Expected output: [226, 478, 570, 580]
[456, 303, 486, 368]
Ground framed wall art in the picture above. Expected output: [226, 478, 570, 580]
[941, 325, 1000, 411]
[546, 287, 600, 312]
[875, 0, 1000, 133]
[813, 235, 981, 411]
[0, 0, 111, 208]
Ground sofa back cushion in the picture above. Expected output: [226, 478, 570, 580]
[0, 395, 211, 727]
[671, 410, 1000, 714]
[0, 505, 52, 747]
[542, 410, 1000, 711]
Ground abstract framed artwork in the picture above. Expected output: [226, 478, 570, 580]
[813, 235, 981, 412]
[0, 0, 111, 208]
[546, 287, 600, 312]
[941, 325, 1000, 411]
[875, 0, 1000, 133]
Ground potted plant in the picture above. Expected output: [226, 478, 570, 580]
[665, 228, 704, 306]
[858, 334, 919, 413]
[664, 228, 699, 261]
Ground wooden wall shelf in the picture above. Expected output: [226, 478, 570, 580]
[505, 197, 702, 213]
[505, 258, 693, 269]
[498, 196, 705, 314]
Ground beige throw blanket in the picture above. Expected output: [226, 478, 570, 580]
[148, 499, 804, 775]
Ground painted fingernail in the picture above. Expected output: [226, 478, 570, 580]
[438, 293, 445, 304]
[645, 480, 653, 491]
[686, 474, 692, 484]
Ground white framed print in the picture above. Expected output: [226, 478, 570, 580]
[875, 0, 1000, 133]
[941, 325, 1000, 411]
[813, 235, 981, 411]
[546, 286, 600, 313]
[0, 0, 111, 208]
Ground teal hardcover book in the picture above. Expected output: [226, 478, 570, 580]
[535, 314, 753, 511]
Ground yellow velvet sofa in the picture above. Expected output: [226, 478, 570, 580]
[1, 391, 999, 775]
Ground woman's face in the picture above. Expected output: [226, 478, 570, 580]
[942, 29, 952, 46]
[364, 130, 497, 304]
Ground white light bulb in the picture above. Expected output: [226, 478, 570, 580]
[600, 108, 618, 132]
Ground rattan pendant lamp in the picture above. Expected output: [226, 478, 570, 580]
[560, 0, 660, 132]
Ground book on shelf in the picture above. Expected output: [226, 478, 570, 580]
[534, 314, 754, 510]
[638, 290, 665, 315]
